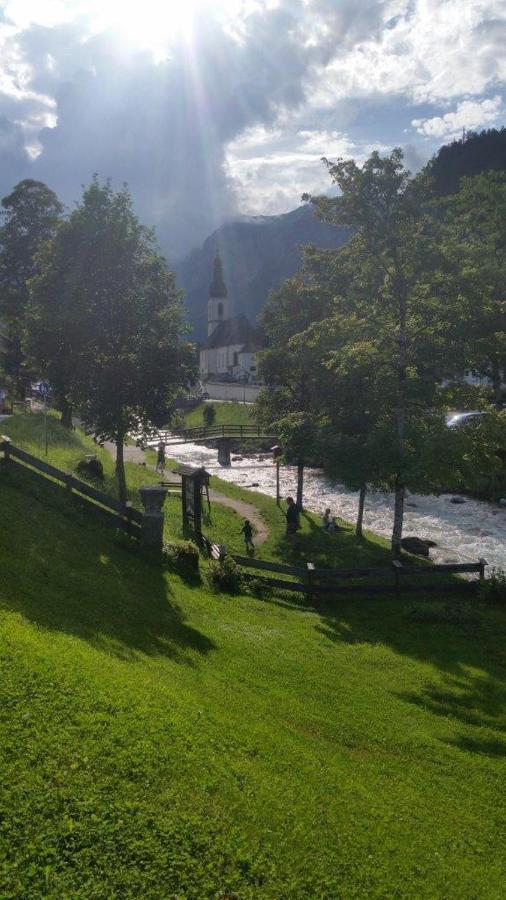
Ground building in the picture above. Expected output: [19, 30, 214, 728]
[199, 256, 265, 389]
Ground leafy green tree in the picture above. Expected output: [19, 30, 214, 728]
[0, 180, 63, 396]
[307, 149, 468, 555]
[258, 274, 334, 509]
[203, 404, 216, 427]
[440, 171, 506, 407]
[30, 179, 196, 501]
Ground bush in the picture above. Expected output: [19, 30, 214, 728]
[162, 540, 200, 573]
[203, 404, 216, 428]
[76, 456, 104, 480]
[478, 569, 506, 606]
[207, 555, 243, 593]
[245, 576, 272, 600]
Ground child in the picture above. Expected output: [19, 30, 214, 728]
[240, 519, 255, 551]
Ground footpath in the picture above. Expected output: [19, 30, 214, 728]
[101, 435, 269, 547]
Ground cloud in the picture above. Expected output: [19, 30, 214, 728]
[412, 95, 504, 139]
[0, 1, 504, 258]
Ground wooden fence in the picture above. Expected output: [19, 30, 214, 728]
[1, 437, 142, 539]
[231, 553, 488, 597]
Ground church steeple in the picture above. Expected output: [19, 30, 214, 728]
[209, 254, 227, 298]
[208, 254, 229, 336]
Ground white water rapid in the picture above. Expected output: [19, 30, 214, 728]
[167, 439, 506, 571]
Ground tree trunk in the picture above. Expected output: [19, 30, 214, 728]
[391, 478, 405, 558]
[296, 459, 304, 511]
[392, 260, 407, 557]
[356, 483, 366, 537]
[60, 398, 73, 429]
[115, 432, 127, 506]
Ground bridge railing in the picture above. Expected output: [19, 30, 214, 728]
[157, 424, 276, 444]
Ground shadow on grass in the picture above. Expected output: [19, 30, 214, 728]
[0, 465, 216, 665]
[397, 670, 506, 757]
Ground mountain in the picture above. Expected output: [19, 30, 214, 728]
[427, 127, 506, 196]
[175, 204, 348, 340]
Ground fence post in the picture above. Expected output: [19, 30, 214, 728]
[478, 558, 488, 581]
[125, 501, 134, 536]
[1, 436, 11, 462]
[392, 560, 403, 596]
[307, 562, 316, 604]
[139, 485, 168, 551]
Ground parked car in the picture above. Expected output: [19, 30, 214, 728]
[446, 410, 485, 428]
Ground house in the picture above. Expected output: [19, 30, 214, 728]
[199, 255, 264, 385]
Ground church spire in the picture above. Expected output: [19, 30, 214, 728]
[209, 254, 227, 298]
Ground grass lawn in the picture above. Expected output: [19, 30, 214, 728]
[1, 414, 506, 897]
[183, 401, 257, 429]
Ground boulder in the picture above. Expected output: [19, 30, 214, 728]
[450, 496, 466, 504]
[401, 536, 437, 558]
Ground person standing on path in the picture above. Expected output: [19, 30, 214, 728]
[156, 441, 166, 474]
[285, 496, 300, 538]
[240, 519, 255, 552]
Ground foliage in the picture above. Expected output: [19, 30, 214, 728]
[28, 178, 196, 501]
[162, 539, 200, 573]
[184, 400, 256, 429]
[203, 403, 216, 427]
[427, 127, 506, 196]
[479, 568, 506, 606]
[438, 171, 506, 407]
[206, 554, 243, 593]
[0, 179, 62, 396]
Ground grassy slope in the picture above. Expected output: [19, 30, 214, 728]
[3, 411, 394, 565]
[184, 401, 257, 429]
[1, 439, 506, 895]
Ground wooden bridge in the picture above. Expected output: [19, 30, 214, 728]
[154, 424, 277, 446]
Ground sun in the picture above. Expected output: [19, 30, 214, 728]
[93, 0, 249, 56]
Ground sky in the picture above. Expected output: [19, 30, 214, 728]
[0, 0, 505, 260]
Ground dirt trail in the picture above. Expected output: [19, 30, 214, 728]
[97, 432, 270, 547]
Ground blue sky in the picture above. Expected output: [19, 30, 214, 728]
[0, 0, 505, 259]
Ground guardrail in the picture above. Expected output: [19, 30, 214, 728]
[1, 436, 142, 539]
[231, 554, 488, 597]
[156, 424, 276, 445]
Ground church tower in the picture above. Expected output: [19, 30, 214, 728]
[208, 254, 229, 336]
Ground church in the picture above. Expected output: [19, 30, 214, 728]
[199, 256, 265, 384]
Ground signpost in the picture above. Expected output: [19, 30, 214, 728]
[271, 444, 282, 506]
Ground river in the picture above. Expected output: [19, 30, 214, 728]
[166, 439, 506, 571]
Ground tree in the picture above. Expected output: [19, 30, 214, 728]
[258, 272, 334, 509]
[307, 150, 465, 555]
[440, 171, 506, 407]
[203, 404, 216, 427]
[0, 180, 63, 396]
[30, 179, 196, 501]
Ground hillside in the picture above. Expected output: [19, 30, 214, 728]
[176, 204, 348, 339]
[1, 418, 506, 896]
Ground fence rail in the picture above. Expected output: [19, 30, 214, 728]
[231, 553, 487, 598]
[1, 437, 141, 537]
[156, 424, 276, 445]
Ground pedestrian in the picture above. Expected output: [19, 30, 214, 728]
[285, 496, 300, 537]
[156, 441, 166, 474]
[240, 519, 255, 551]
[322, 508, 331, 530]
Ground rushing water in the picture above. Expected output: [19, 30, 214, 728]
[166, 439, 506, 571]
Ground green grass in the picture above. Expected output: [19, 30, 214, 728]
[1, 458, 506, 897]
[183, 401, 257, 429]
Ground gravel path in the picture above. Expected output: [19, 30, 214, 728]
[97, 433, 270, 547]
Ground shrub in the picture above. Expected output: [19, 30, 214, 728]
[203, 404, 216, 427]
[162, 540, 200, 573]
[76, 456, 104, 480]
[207, 555, 243, 593]
[478, 569, 506, 606]
[246, 576, 272, 600]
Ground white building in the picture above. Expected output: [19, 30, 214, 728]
[199, 255, 264, 384]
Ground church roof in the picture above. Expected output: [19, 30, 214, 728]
[201, 313, 264, 350]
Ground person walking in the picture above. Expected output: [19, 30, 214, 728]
[322, 508, 331, 530]
[240, 519, 255, 552]
[285, 496, 300, 538]
[156, 441, 166, 474]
